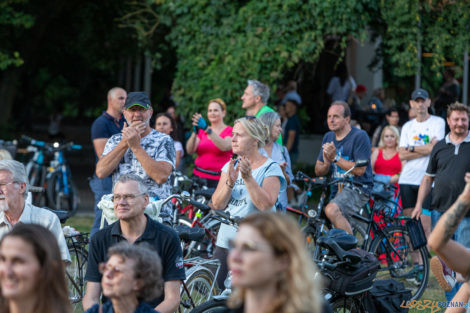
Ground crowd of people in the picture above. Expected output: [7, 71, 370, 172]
[0, 72, 469, 313]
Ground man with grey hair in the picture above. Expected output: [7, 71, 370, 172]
[83, 173, 185, 313]
[0, 159, 70, 261]
[241, 79, 281, 144]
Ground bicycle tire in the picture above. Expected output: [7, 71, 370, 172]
[66, 247, 88, 312]
[331, 296, 361, 313]
[189, 298, 227, 313]
[46, 170, 79, 216]
[350, 220, 367, 249]
[180, 266, 217, 313]
[368, 225, 429, 301]
[28, 164, 47, 207]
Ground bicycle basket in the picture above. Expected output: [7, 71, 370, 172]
[323, 248, 380, 296]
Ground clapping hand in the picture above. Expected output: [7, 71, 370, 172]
[322, 142, 337, 163]
[122, 122, 142, 148]
[239, 157, 252, 180]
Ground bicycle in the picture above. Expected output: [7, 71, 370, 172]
[21, 136, 82, 217]
[48, 208, 89, 313]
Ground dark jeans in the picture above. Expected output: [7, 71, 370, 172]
[89, 175, 112, 236]
[213, 246, 229, 289]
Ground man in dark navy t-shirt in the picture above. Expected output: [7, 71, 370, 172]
[83, 174, 185, 313]
[315, 101, 373, 234]
[89, 87, 127, 235]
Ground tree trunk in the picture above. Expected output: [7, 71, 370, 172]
[144, 53, 152, 98]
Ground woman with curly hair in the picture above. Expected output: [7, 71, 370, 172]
[226, 212, 325, 313]
[0, 224, 71, 313]
[85, 241, 164, 313]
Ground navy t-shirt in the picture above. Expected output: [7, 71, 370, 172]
[283, 114, 301, 154]
[90, 112, 125, 162]
[317, 127, 373, 193]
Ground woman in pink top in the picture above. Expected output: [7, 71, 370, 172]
[186, 98, 233, 188]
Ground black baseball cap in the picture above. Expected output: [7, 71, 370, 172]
[411, 88, 429, 100]
[124, 92, 151, 109]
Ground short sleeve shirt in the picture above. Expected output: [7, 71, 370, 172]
[317, 127, 373, 193]
[398, 115, 445, 185]
[90, 112, 125, 161]
[102, 129, 176, 200]
[216, 159, 286, 249]
[0, 203, 70, 261]
[283, 114, 301, 154]
[426, 133, 470, 214]
[85, 216, 185, 307]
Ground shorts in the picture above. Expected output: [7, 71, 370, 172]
[330, 186, 369, 219]
[399, 184, 432, 213]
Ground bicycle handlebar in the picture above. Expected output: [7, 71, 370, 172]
[212, 210, 241, 226]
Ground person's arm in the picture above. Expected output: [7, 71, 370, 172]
[411, 175, 434, 218]
[186, 131, 200, 154]
[238, 157, 280, 211]
[445, 282, 470, 313]
[212, 160, 237, 210]
[370, 149, 379, 173]
[428, 173, 470, 277]
[244, 176, 280, 211]
[286, 130, 296, 152]
[155, 280, 181, 313]
[95, 138, 128, 178]
[175, 150, 182, 169]
[335, 157, 367, 176]
[207, 130, 232, 152]
[82, 282, 101, 311]
[93, 138, 108, 159]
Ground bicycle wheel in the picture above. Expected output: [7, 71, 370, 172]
[368, 225, 429, 301]
[28, 164, 47, 207]
[66, 247, 88, 312]
[46, 170, 79, 216]
[180, 266, 217, 313]
[331, 296, 361, 313]
[189, 298, 227, 313]
[351, 220, 367, 249]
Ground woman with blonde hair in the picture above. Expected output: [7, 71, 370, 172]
[226, 212, 324, 313]
[212, 117, 286, 288]
[371, 125, 403, 188]
[186, 98, 233, 188]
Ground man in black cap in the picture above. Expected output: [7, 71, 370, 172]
[397, 88, 445, 284]
[96, 91, 175, 222]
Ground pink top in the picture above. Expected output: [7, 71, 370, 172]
[193, 126, 233, 180]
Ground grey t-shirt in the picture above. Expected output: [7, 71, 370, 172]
[216, 158, 286, 249]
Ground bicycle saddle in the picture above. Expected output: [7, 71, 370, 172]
[318, 228, 358, 251]
[174, 225, 206, 242]
[47, 208, 70, 224]
[194, 188, 215, 199]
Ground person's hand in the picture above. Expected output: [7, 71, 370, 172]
[192, 113, 202, 127]
[239, 157, 252, 180]
[322, 142, 336, 162]
[462, 172, 470, 201]
[227, 158, 239, 186]
[129, 120, 147, 136]
[411, 206, 422, 220]
[122, 122, 141, 148]
[279, 162, 287, 170]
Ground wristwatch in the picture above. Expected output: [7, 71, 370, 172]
[408, 146, 415, 152]
[333, 154, 341, 163]
[207, 128, 213, 135]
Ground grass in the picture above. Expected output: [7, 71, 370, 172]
[67, 215, 94, 233]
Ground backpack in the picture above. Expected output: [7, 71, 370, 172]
[323, 248, 380, 295]
[367, 279, 412, 313]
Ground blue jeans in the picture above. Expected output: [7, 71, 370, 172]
[89, 175, 112, 236]
[431, 210, 470, 301]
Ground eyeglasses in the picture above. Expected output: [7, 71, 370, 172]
[111, 193, 145, 202]
[227, 239, 271, 254]
[99, 263, 123, 277]
[245, 115, 257, 120]
[0, 182, 18, 191]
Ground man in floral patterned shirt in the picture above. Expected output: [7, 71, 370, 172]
[96, 91, 175, 222]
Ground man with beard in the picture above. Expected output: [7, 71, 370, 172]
[0, 160, 69, 261]
[412, 102, 470, 299]
[96, 92, 175, 223]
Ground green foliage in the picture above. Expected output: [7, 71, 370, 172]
[162, 0, 373, 125]
[0, 0, 34, 70]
